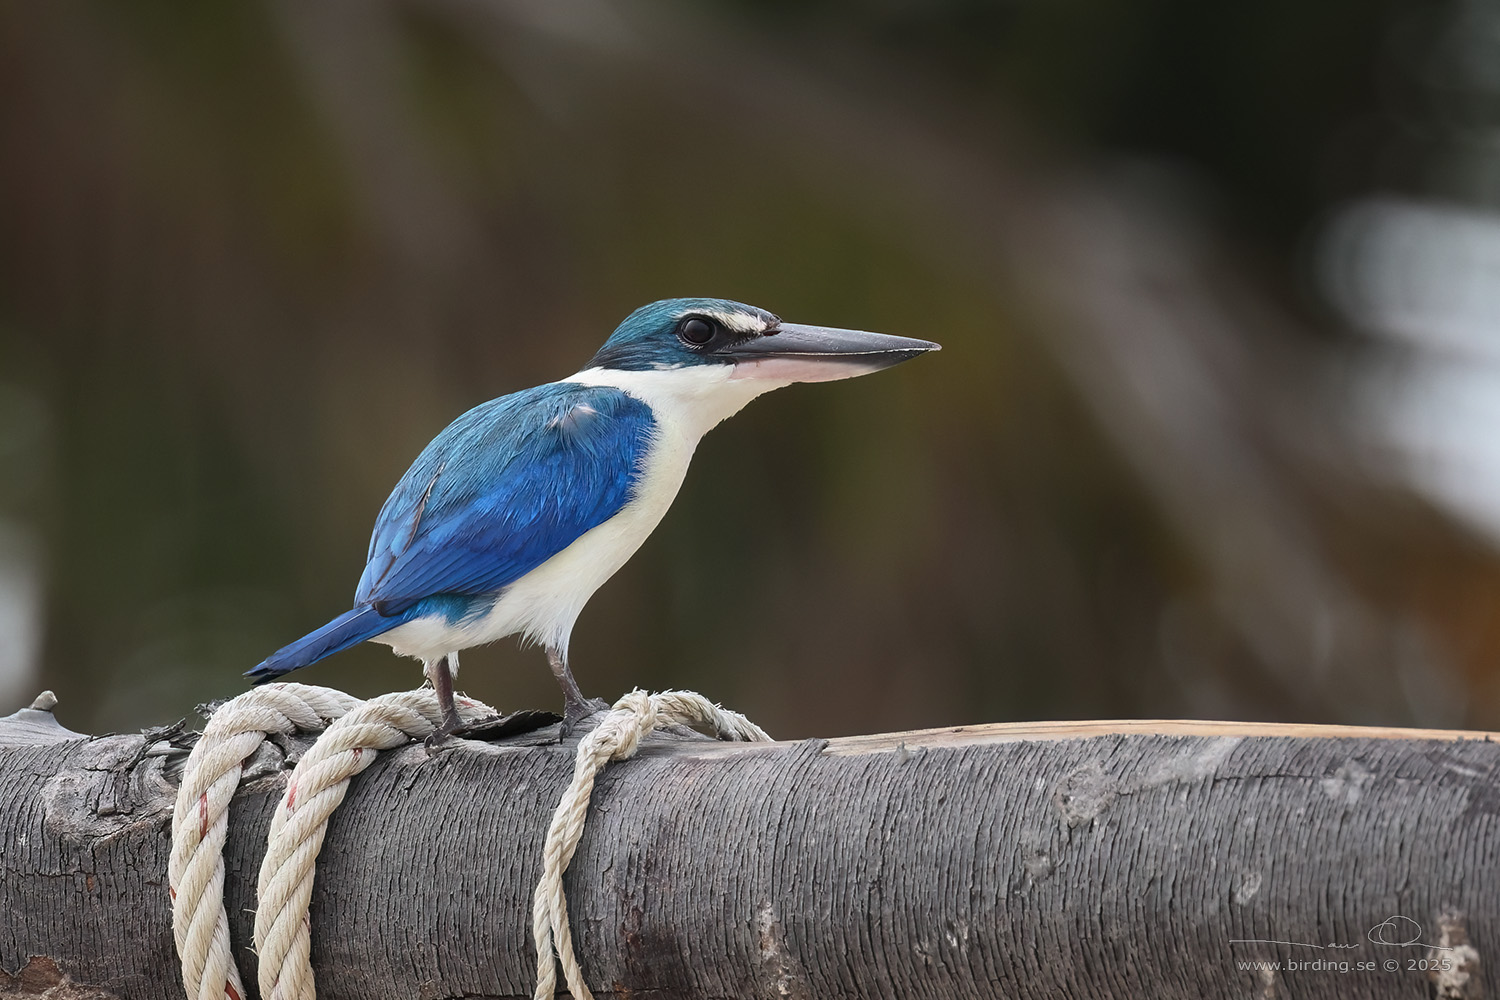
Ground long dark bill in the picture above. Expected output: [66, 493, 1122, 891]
[722, 323, 941, 383]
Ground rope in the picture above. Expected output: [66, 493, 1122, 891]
[170, 682, 766, 1000]
[253, 687, 496, 1000]
[169, 683, 363, 1000]
[531, 689, 772, 1000]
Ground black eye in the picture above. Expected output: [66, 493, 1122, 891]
[679, 318, 716, 346]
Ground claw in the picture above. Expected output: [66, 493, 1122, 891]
[558, 695, 610, 739]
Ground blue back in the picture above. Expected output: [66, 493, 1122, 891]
[356, 382, 655, 615]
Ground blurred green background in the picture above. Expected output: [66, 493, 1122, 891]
[5, 0, 1500, 738]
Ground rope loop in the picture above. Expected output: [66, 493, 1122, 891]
[254, 688, 496, 1000]
[168, 683, 362, 1000]
[531, 689, 772, 1000]
[170, 683, 764, 1000]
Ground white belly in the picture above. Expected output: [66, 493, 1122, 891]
[377, 363, 780, 665]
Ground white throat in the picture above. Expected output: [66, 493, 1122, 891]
[562, 364, 788, 439]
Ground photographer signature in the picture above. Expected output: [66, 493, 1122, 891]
[1229, 916, 1453, 952]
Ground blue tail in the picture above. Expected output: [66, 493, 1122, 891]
[246, 606, 405, 684]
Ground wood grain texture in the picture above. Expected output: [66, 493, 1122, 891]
[1, 707, 1496, 999]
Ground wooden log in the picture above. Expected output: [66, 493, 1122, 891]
[0, 697, 1495, 1000]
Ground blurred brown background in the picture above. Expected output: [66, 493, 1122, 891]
[4, 0, 1500, 738]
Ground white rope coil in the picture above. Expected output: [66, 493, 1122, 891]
[531, 689, 772, 1000]
[169, 683, 363, 1000]
[253, 687, 496, 1000]
[171, 682, 764, 1000]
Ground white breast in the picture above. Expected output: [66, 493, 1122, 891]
[379, 363, 785, 664]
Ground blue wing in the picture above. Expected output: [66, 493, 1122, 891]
[355, 382, 655, 616]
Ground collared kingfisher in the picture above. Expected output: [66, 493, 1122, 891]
[247, 298, 939, 735]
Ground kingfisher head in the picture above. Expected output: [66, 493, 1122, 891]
[585, 297, 940, 383]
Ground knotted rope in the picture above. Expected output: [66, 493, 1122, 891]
[170, 683, 768, 1000]
[253, 687, 497, 1000]
[169, 683, 363, 1000]
[531, 689, 772, 1000]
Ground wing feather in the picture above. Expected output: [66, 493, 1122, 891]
[355, 383, 654, 616]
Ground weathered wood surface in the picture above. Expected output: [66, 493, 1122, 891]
[1, 701, 1496, 1000]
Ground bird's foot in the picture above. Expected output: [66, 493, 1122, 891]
[559, 694, 610, 739]
[423, 704, 468, 755]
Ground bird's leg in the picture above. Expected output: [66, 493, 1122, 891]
[424, 653, 463, 748]
[546, 646, 593, 729]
